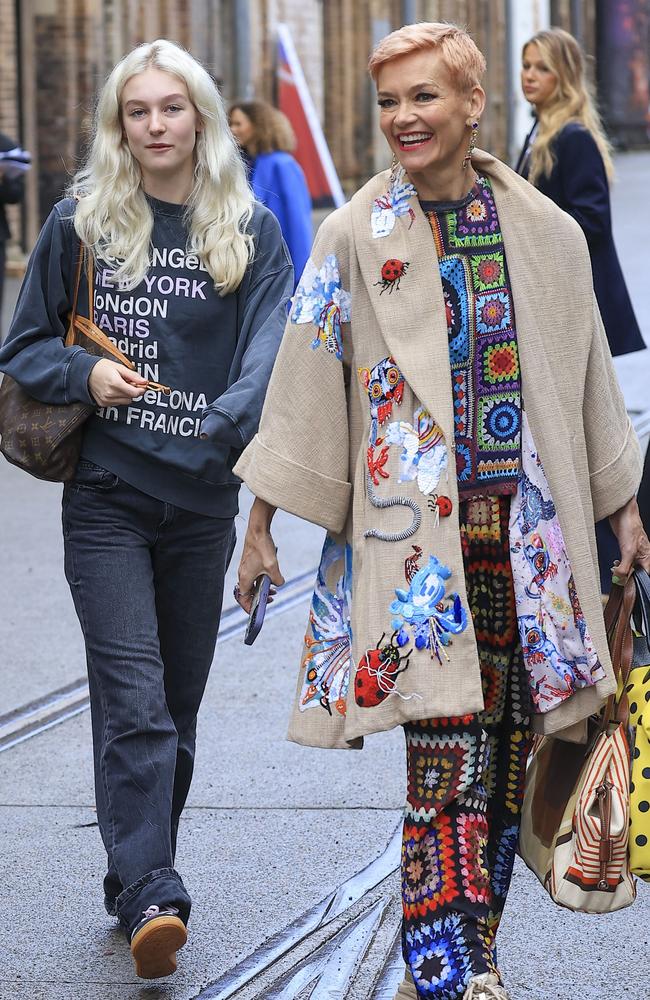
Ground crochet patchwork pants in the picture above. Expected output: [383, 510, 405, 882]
[401, 496, 533, 999]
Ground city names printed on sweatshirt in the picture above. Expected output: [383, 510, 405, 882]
[93, 247, 210, 439]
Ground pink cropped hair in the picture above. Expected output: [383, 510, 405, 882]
[368, 22, 486, 93]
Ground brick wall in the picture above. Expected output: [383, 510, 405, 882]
[3, 0, 629, 253]
[0, 0, 23, 256]
[0, 0, 519, 231]
[242, 0, 324, 118]
[417, 0, 510, 160]
[0, 0, 19, 140]
[323, 0, 376, 188]
[550, 0, 597, 56]
[35, 2, 74, 216]
[321, 0, 510, 190]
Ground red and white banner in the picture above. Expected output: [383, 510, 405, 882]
[276, 22, 345, 208]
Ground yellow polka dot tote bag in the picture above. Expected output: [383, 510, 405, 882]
[622, 570, 650, 880]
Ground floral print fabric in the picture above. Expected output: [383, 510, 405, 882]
[509, 410, 605, 712]
[299, 535, 353, 717]
[290, 253, 351, 360]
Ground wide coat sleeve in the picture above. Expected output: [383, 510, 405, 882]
[233, 207, 352, 533]
[583, 294, 642, 521]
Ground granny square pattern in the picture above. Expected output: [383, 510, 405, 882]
[424, 175, 522, 499]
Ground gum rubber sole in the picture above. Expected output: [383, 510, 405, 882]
[130, 915, 187, 979]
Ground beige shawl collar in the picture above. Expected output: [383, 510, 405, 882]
[350, 149, 548, 458]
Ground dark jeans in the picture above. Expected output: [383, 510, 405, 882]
[62, 460, 235, 937]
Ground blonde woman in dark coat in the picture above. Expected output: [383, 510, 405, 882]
[517, 28, 644, 359]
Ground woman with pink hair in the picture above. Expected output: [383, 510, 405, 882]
[232, 22, 649, 1000]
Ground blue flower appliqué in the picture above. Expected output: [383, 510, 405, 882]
[290, 253, 351, 361]
[390, 555, 468, 663]
[371, 165, 417, 238]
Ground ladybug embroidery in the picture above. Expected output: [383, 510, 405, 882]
[355, 631, 411, 707]
[375, 259, 410, 294]
[427, 494, 453, 525]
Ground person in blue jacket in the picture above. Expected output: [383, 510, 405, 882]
[517, 27, 647, 594]
[229, 99, 312, 285]
[0, 40, 292, 979]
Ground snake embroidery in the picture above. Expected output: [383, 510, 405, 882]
[364, 472, 422, 542]
[358, 356, 423, 542]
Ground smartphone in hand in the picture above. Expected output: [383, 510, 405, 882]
[244, 574, 272, 646]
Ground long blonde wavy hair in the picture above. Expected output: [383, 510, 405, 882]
[524, 28, 614, 186]
[69, 39, 254, 294]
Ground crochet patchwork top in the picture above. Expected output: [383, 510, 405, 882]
[422, 174, 522, 500]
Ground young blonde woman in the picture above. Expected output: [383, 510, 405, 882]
[229, 99, 312, 283]
[0, 39, 292, 978]
[517, 27, 647, 594]
[517, 27, 644, 359]
[232, 21, 650, 1000]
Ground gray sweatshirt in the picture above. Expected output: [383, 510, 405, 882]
[0, 195, 293, 516]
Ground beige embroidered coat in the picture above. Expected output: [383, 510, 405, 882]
[233, 149, 642, 750]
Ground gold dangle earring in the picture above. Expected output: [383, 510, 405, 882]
[462, 120, 479, 169]
[390, 152, 400, 183]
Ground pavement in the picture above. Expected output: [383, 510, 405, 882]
[1, 151, 650, 1000]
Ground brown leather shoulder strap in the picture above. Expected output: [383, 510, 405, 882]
[603, 582, 625, 634]
[601, 576, 636, 731]
[65, 241, 86, 348]
[70, 242, 85, 322]
[85, 248, 95, 320]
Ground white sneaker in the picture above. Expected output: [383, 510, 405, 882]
[463, 972, 509, 1000]
[393, 968, 418, 999]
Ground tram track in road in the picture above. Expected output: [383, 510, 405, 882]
[0, 558, 408, 998]
[193, 824, 405, 1000]
[0, 566, 317, 754]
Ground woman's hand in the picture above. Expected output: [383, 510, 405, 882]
[88, 359, 148, 406]
[609, 495, 650, 581]
[235, 497, 285, 613]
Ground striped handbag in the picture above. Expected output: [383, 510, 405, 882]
[518, 579, 636, 913]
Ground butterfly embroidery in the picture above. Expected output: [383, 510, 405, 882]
[385, 405, 448, 495]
